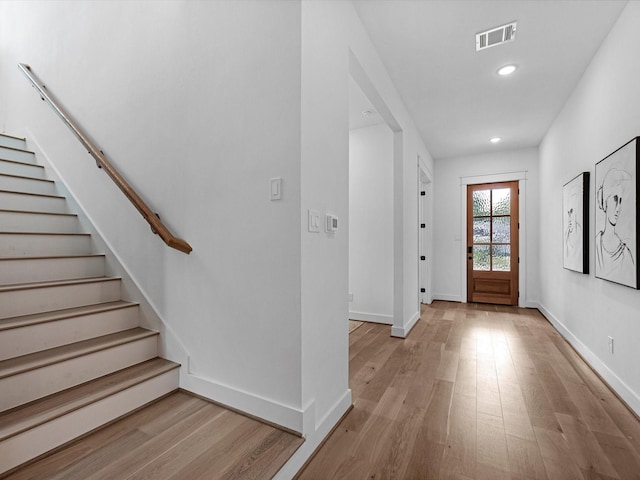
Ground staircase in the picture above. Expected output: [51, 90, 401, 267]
[0, 133, 180, 475]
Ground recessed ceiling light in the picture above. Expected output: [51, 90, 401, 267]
[497, 65, 517, 76]
[490, 137, 501, 143]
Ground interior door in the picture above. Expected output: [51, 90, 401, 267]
[467, 182, 519, 305]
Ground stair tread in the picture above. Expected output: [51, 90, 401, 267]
[0, 301, 137, 331]
[0, 231, 89, 236]
[0, 133, 26, 141]
[0, 208, 76, 217]
[0, 145, 34, 154]
[0, 358, 179, 442]
[0, 158, 43, 169]
[0, 254, 105, 261]
[0, 188, 64, 199]
[0, 276, 120, 292]
[0, 172, 53, 183]
[0, 327, 158, 379]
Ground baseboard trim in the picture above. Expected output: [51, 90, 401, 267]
[537, 302, 640, 417]
[391, 310, 420, 338]
[274, 388, 352, 480]
[432, 293, 462, 302]
[348, 311, 393, 325]
[181, 371, 306, 434]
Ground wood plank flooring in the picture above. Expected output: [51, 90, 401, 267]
[4, 391, 303, 480]
[299, 301, 640, 480]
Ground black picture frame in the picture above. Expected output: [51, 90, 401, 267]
[563, 172, 589, 274]
[594, 137, 639, 289]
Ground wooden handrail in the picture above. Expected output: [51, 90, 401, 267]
[18, 63, 192, 254]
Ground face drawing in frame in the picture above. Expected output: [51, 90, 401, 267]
[596, 153, 636, 287]
[564, 186, 583, 271]
[563, 182, 583, 271]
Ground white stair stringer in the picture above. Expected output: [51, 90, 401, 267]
[0, 132, 180, 475]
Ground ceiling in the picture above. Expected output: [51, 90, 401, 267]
[352, 0, 628, 160]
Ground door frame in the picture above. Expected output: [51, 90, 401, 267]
[418, 157, 432, 305]
[459, 171, 528, 307]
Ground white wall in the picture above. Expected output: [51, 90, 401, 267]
[433, 148, 540, 305]
[0, 0, 305, 427]
[281, 1, 434, 476]
[538, 1, 640, 414]
[0, 0, 436, 474]
[349, 124, 394, 323]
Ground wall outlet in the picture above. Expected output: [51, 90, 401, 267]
[348, 293, 353, 302]
[608, 336, 614, 354]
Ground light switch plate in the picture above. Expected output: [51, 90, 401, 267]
[308, 209, 320, 233]
[270, 177, 282, 201]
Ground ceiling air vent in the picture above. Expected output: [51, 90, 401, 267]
[476, 21, 517, 51]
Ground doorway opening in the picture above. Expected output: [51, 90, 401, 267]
[466, 181, 519, 305]
[348, 51, 405, 337]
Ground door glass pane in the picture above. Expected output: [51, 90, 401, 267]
[473, 190, 490, 216]
[492, 245, 510, 271]
[473, 245, 490, 270]
[473, 217, 490, 243]
[492, 216, 510, 243]
[492, 188, 510, 215]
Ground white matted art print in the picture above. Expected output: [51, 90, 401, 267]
[595, 137, 639, 289]
[563, 172, 589, 274]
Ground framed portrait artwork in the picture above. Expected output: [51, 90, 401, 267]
[563, 172, 589, 274]
[594, 137, 640, 289]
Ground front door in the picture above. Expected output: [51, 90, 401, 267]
[467, 182, 519, 305]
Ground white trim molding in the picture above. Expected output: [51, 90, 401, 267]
[349, 311, 393, 325]
[537, 302, 640, 416]
[181, 372, 309, 434]
[274, 389, 352, 479]
[391, 310, 420, 338]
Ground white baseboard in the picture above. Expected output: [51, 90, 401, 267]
[537, 302, 640, 417]
[348, 311, 393, 325]
[432, 293, 462, 302]
[181, 371, 307, 433]
[273, 389, 352, 480]
[391, 310, 420, 338]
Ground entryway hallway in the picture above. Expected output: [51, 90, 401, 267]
[299, 301, 640, 479]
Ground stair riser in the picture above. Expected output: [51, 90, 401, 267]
[0, 146, 35, 164]
[0, 175, 56, 196]
[0, 160, 45, 179]
[0, 233, 91, 257]
[0, 256, 105, 285]
[0, 211, 80, 234]
[0, 335, 158, 412]
[0, 280, 121, 319]
[0, 191, 68, 214]
[0, 368, 178, 475]
[0, 306, 139, 361]
[0, 135, 27, 150]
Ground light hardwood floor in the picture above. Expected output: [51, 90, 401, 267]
[299, 301, 640, 479]
[4, 391, 303, 479]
